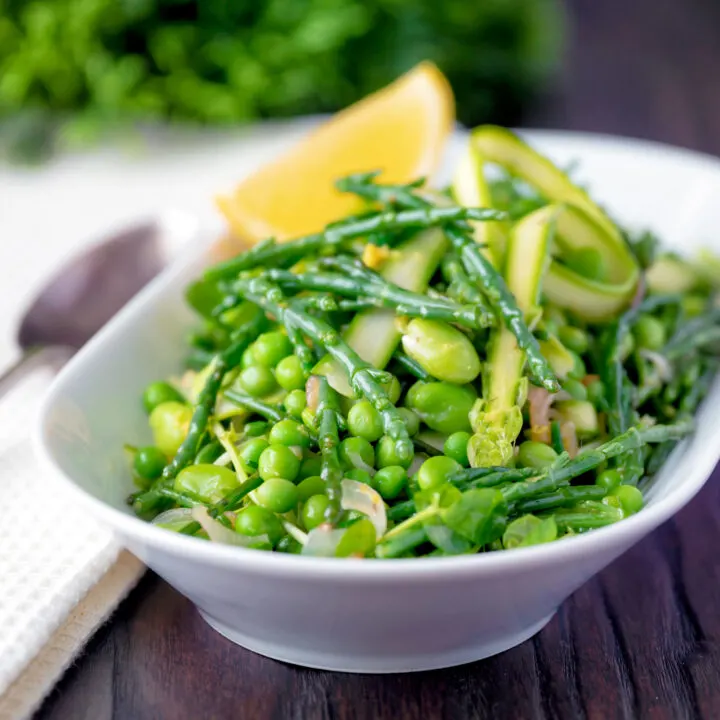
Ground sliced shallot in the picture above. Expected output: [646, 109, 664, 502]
[301, 525, 345, 556]
[340, 479, 387, 539]
[151, 507, 194, 531]
[191, 506, 268, 548]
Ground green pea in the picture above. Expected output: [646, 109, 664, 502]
[633, 314, 666, 351]
[371, 465, 407, 500]
[596, 469, 622, 490]
[240, 346, 257, 369]
[347, 400, 383, 442]
[302, 494, 331, 531]
[258, 444, 301, 482]
[255, 477, 299, 513]
[562, 378, 588, 401]
[276, 535, 303, 554]
[149, 401, 192, 456]
[405, 381, 476, 434]
[284, 389, 307, 417]
[336, 518, 376, 557]
[586, 379, 605, 407]
[275, 355, 306, 391]
[339, 437, 375, 470]
[238, 365, 277, 397]
[556, 400, 598, 439]
[564, 247, 607, 282]
[251, 331, 293, 367]
[401, 318, 481, 384]
[175, 464, 239, 503]
[384, 375, 402, 404]
[133, 446, 166, 480]
[298, 453, 322, 480]
[297, 475, 325, 501]
[417, 456, 462, 490]
[682, 294, 706, 318]
[235, 505, 284, 545]
[444, 431, 471, 467]
[239, 437, 269, 472]
[245, 420, 270, 437]
[566, 351, 587, 380]
[612, 485, 644, 516]
[268, 419, 311, 448]
[558, 325, 589, 355]
[376, 435, 413, 469]
[396, 407, 420, 437]
[142, 381, 185, 414]
[517, 441, 558, 470]
[345, 468, 372, 485]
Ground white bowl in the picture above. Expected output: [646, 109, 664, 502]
[36, 130, 720, 673]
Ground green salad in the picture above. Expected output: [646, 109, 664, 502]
[126, 126, 720, 558]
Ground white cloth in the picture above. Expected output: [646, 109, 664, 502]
[0, 370, 144, 720]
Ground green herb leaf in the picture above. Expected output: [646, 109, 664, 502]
[441, 488, 508, 545]
[502, 514, 557, 549]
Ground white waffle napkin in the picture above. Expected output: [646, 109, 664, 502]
[0, 367, 144, 720]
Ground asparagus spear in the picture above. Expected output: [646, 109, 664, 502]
[204, 205, 504, 281]
[598, 295, 680, 483]
[375, 527, 429, 559]
[166, 473, 265, 537]
[283, 318, 316, 375]
[452, 467, 536, 489]
[445, 223, 558, 393]
[513, 486, 607, 514]
[338, 171, 559, 392]
[237, 277, 414, 464]
[435, 420, 693, 547]
[442, 418, 693, 509]
[160, 317, 264, 482]
[263, 261, 493, 329]
[312, 375, 345, 523]
[663, 307, 720, 359]
[387, 499, 417, 523]
[392, 350, 431, 381]
[441, 254, 493, 317]
[467, 204, 558, 466]
[542, 506, 623, 531]
[223, 390, 286, 423]
[643, 360, 717, 482]
[501, 419, 693, 504]
[313, 228, 449, 396]
[129, 309, 267, 514]
[336, 172, 426, 208]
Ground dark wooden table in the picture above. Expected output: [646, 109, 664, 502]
[37, 1, 720, 718]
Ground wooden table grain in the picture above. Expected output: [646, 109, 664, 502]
[37, 1, 720, 718]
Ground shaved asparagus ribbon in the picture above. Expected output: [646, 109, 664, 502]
[468, 204, 556, 467]
[464, 126, 639, 321]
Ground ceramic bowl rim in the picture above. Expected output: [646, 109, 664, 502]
[34, 128, 720, 582]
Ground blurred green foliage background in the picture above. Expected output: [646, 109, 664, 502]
[0, 0, 564, 161]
